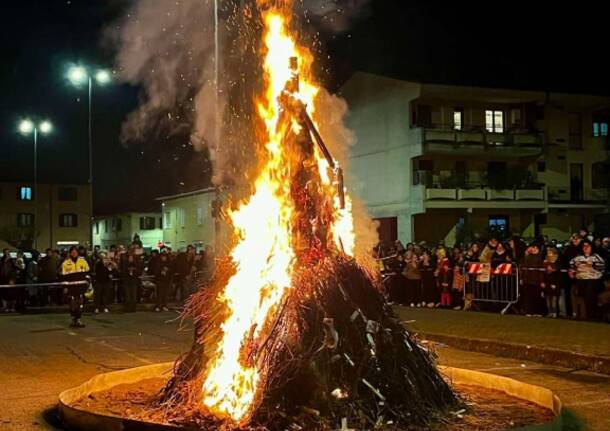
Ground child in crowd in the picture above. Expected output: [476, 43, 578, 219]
[435, 249, 453, 308]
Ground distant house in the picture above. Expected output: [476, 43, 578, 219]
[0, 182, 91, 250]
[156, 188, 228, 252]
[340, 72, 610, 244]
[92, 211, 163, 250]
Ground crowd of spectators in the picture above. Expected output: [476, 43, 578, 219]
[0, 234, 215, 316]
[376, 230, 610, 322]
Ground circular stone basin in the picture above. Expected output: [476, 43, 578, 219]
[58, 362, 563, 431]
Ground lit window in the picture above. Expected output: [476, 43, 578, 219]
[601, 123, 608, 136]
[196, 207, 204, 225]
[485, 110, 504, 133]
[17, 213, 35, 227]
[59, 213, 78, 228]
[163, 211, 172, 229]
[453, 108, 463, 130]
[19, 187, 32, 200]
[488, 215, 509, 236]
[593, 122, 600, 137]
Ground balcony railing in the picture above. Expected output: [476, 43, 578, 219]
[424, 186, 545, 202]
[414, 124, 544, 155]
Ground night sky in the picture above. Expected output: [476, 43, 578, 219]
[2, 1, 609, 214]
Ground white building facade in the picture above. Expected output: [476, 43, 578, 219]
[341, 72, 610, 245]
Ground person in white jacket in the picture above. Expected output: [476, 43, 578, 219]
[569, 241, 605, 320]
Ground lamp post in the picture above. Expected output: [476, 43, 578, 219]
[18, 118, 53, 250]
[67, 65, 111, 249]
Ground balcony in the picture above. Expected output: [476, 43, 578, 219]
[414, 125, 544, 158]
[426, 188, 457, 200]
[424, 187, 545, 201]
[458, 189, 486, 200]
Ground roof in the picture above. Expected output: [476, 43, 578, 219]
[341, 71, 610, 102]
[156, 187, 217, 202]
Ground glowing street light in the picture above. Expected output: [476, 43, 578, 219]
[17, 118, 54, 249]
[66, 63, 113, 248]
[18, 119, 34, 135]
[95, 69, 111, 85]
[67, 66, 88, 86]
[39, 120, 53, 134]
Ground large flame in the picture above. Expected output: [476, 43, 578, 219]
[201, 7, 355, 423]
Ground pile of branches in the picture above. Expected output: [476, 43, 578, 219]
[156, 256, 458, 430]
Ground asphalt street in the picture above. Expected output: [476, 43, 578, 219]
[0, 312, 608, 430]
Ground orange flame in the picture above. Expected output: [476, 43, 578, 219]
[201, 7, 355, 423]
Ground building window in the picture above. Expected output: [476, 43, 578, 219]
[17, 213, 35, 227]
[485, 110, 504, 133]
[488, 215, 509, 237]
[510, 108, 521, 127]
[116, 218, 122, 232]
[140, 217, 156, 230]
[537, 162, 546, 172]
[95, 222, 99, 234]
[104, 219, 109, 233]
[159, 217, 163, 229]
[178, 208, 186, 227]
[593, 122, 609, 137]
[57, 187, 77, 201]
[19, 186, 33, 201]
[453, 108, 464, 130]
[196, 207, 204, 226]
[416, 105, 433, 128]
[592, 162, 609, 189]
[59, 213, 78, 228]
[163, 211, 172, 229]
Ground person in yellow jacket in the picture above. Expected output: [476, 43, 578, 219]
[61, 246, 90, 328]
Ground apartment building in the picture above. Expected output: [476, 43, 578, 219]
[92, 212, 163, 249]
[156, 188, 228, 251]
[0, 182, 91, 250]
[341, 72, 610, 245]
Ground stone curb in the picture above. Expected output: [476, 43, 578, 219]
[420, 332, 610, 376]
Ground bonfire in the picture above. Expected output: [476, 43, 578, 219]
[159, 2, 457, 429]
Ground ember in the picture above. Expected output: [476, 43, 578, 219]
[159, 1, 457, 429]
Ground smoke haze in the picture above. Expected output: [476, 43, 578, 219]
[109, 0, 377, 253]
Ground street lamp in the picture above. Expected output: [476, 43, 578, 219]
[18, 118, 53, 250]
[66, 64, 112, 248]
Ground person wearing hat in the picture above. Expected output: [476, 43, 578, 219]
[60, 246, 90, 328]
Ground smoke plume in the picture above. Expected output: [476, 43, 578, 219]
[109, 0, 377, 252]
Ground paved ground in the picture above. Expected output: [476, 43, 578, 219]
[0, 312, 192, 430]
[395, 307, 610, 358]
[434, 346, 610, 431]
[0, 311, 609, 430]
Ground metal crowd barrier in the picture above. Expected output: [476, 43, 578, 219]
[0, 280, 89, 290]
[463, 263, 520, 314]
